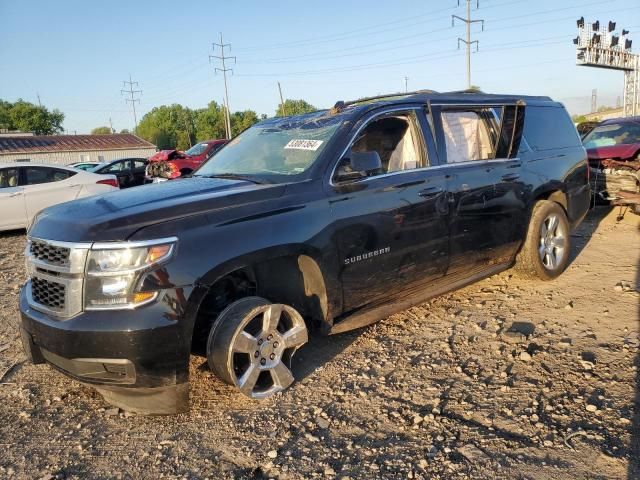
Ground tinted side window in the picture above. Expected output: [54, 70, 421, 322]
[522, 106, 581, 152]
[25, 167, 75, 185]
[209, 143, 224, 157]
[0, 168, 19, 188]
[133, 160, 146, 169]
[104, 161, 127, 173]
[441, 108, 497, 163]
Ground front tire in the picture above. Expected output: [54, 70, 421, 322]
[206, 297, 308, 399]
[515, 200, 571, 280]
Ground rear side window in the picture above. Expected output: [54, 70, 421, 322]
[0, 168, 19, 188]
[441, 109, 496, 162]
[522, 106, 580, 152]
[25, 167, 75, 185]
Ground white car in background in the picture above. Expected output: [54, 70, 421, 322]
[0, 163, 119, 232]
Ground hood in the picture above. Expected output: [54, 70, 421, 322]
[29, 178, 286, 242]
[586, 143, 640, 161]
[148, 149, 186, 162]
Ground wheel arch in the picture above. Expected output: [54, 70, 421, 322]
[189, 245, 338, 352]
[530, 184, 568, 213]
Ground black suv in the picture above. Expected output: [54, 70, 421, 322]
[19, 91, 590, 414]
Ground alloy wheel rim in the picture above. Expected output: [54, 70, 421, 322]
[228, 304, 308, 399]
[538, 213, 567, 271]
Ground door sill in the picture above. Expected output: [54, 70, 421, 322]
[329, 262, 511, 334]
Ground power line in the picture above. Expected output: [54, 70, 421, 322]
[233, 0, 528, 52]
[453, 0, 485, 89]
[98, 1, 630, 108]
[121, 74, 141, 132]
[239, 0, 623, 65]
[210, 32, 236, 139]
[235, 36, 571, 78]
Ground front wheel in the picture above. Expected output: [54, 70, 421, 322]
[515, 200, 571, 280]
[206, 297, 308, 399]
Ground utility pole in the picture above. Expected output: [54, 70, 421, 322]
[591, 89, 598, 112]
[404, 76, 409, 93]
[121, 74, 141, 132]
[278, 82, 287, 116]
[210, 33, 236, 139]
[36, 93, 42, 107]
[452, 0, 485, 89]
[183, 116, 193, 147]
[109, 117, 114, 134]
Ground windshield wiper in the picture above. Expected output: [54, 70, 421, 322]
[194, 173, 268, 184]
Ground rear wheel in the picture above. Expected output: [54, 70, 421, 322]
[515, 200, 570, 280]
[206, 297, 308, 399]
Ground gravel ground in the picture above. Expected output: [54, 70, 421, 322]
[0, 207, 638, 480]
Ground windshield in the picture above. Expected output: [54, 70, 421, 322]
[194, 111, 343, 179]
[185, 143, 209, 156]
[583, 122, 640, 148]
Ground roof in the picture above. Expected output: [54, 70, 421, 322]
[336, 89, 555, 109]
[1, 162, 79, 170]
[0, 134, 156, 155]
[600, 116, 640, 125]
[262, 90, 560, 127]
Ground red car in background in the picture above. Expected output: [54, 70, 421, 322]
[146, 139, 227, 182]
[583, 117, 640, 167]
[583, 116, 640, 204]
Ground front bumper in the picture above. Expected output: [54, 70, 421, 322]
[19, 286, 192, 414]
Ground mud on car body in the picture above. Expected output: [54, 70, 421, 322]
[20, 90, 590, 413]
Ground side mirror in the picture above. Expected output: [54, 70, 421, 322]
[334, 150, 382, 184]
[350, 151, 382, 173]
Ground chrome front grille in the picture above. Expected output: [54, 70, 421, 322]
[31, 277, 66, 311]
[25, 237, 90, 319]
[30, 240, 70, 267]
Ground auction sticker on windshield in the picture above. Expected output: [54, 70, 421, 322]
[284, 139, 323, 151]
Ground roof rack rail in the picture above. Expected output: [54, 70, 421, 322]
[331, 89, 438, 113]
[445, 88, 484, 94]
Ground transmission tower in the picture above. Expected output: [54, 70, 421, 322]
[210, 33, 236, 139]
[121, 74, 141, 132]
[591, 89, 598, 113]
[452, 0, 484, 89]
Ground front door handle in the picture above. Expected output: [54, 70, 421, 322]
[9, 191, 23, 197]
[501, 173, 520, 182]
[418, 186, 444, 198]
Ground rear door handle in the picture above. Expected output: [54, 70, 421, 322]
[501, 173, 520, 182]
[418, 186, 444, 198]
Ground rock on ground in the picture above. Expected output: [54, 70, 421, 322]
[0, 208, 639, 479]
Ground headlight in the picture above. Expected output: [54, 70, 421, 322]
[84, 237, 177, 310]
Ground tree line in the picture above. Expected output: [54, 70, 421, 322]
[0, 99, 65, 135]
[0, 97, 317, 150]
[128, 98, 316, 150]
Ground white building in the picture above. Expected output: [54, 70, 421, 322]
[0, 134, 157, 165]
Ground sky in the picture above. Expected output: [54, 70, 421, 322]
[1, 0, 639, 134]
